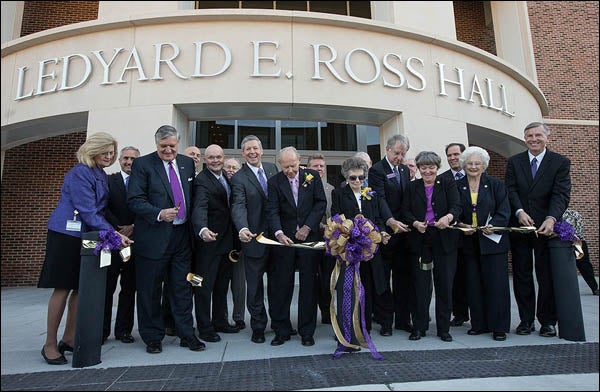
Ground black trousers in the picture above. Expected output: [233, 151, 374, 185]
[576, 240, 598, 293]
[268, 246, 318, 338]
[136, 225, 194, 344]
[317, 253, 336, 320]
[510, 232, 557, 326]
[451, 246, 469, 321]
[103, 252, 136, 339]
[193, 248, 232, 333]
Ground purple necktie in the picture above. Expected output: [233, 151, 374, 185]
[393, 166, 401, 184]
[258, 168, 268, 196]
[455, 172, 463, 180]
[290, 177, 298, 206]
[531, 157, 538, 179]
[168, 162, 186, 219]
[124, 176, 129, 190]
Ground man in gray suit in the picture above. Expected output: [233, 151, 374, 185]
[231, 135, 278, 344]
[128, 125, 204, 354]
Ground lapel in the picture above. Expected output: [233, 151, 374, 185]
[208, 170, 228, 201]
[152, 152, 174, 203]
[243, 164, 264, 197]
[111, 173, 126, 200]
[414, 179, 427, 205]
[432, 177, 443, 204]
[342, 185, 360, 215]
[532, 150, 553, 188]
[280, 172, 296, 208]
[517, 151, 534, 185]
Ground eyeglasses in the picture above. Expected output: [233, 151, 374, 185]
[348, 175, 365, 181]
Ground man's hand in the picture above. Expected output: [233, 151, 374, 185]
[116, 232, 134, 247]
[295, 225, 311, 242]
[159, 207, 179, 222]
[413, 220, 427, 234]
[434, 214, 453, 230]
[201, 229, 218, 242]
[517, 210, 535, 227]
[386, 218, 409, 233]
[537, 217, 556, 236]
[239, 228, 256, 243]
[117, 224, 134, 238]
[276, 232, 294, 245]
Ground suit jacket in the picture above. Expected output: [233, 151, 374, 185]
[330, 185, 387, 294]
[505, 149, 571, 226]
[400, 175, 461, 254]
[456, 173, 510, 254]
[439, 169, 456, 182]
[127, 152, 195, 259]
[230, 162, 278, 258]
[105, 172, 135, 230]
[191, 169, 233, 255]
[266, 168, 327, 242]
[47, 163, 113, 237]
[368, 158, 410, 222]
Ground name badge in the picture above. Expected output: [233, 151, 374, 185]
[386, 173, 396, 179]
[100, 249, 112, 268]
[66, 209, 81, 231]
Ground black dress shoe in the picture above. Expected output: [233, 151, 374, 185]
[198, 331, 221, 342]
[380, 327, 393, 336]
[41, 347, 67, 365]
[438, 332, 453, 342]
[116, 333, 135, 343]
[290, 328, 298, 336]
[450, 316, 469, 326]
[146, 342, 162, 354]
[164, 327, 176, 336]
[409, 330, 425, 340]
[301, 335, 315, 346]
[235, 320, 246, 330]
[493, 332, 507, 341]
[251, 330, 265, 344]
[539, 324, 557, 337]
[395, 323, 413, 332]
[467, 329, 488, 335]
[270, 334, 290, 346]
[214, 324, 240, 333]
[180, 335, 206, 351]
[516, 321, 535, 335]
[58, 341, 73, 355]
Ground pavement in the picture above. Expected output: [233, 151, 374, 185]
[1, 274, 598, 391]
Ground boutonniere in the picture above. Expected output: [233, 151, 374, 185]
[361, 187, 375, 200]
[302, 173, 314, 187]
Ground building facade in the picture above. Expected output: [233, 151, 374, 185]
[1, 1, 598, 286]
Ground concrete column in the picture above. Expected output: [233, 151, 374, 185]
[490, 1, 538, 83]
[383, 1, 457, 40]
[380, 112, 468, 172]
[87, 104, 190, 173]
[1, 1, 24, 44]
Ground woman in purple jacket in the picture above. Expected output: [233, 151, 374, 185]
[38, 132, 132, 365]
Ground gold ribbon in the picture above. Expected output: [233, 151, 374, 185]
[82, 240, 130, 262]
[186, 273, 203, 287]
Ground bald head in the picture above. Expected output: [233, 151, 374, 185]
[203, 144, 225, 175]
[184, 146, 202, 173]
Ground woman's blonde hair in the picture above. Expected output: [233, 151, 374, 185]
[77, 132, 118, 168]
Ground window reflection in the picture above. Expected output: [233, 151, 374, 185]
[238, 120, 276, 149]
[197, 120, 235, 148]
[321, 122, 357, 151]
[281, 121, 318, 150]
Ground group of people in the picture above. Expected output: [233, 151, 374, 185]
[38, 121, 597, 365]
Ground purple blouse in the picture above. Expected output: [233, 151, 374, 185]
[425, 184, 435, 226]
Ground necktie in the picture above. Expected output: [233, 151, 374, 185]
[393, 166, 401, 184]
[257, 168, 268, 196]
[219, 175, 230, 202]
[290, 178, 298, 206]
[124, 176, 129, 190]
[455, 172, 463, 180]
[531, 157, 538, 179]
[168, 162, 186, 219]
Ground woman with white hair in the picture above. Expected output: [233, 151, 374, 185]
[456, 146, 511, 341]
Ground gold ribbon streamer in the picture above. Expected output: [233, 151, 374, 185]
[329, 261, 361, 350]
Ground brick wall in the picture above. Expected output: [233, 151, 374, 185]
[1, 132, 86, 286]
[453, 1, 497, 55]
[528, 1, 599, 120]
[20, 1, 98, 37]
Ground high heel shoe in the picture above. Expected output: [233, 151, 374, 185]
[58, 340, 74, 355]
[41, 347, 67, 365]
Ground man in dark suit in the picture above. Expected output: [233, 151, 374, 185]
[128, 125, 204, 354]
[368, 134, 411, 336]
[505, 122, 571, 338]
[231, 135, 278, 344]
[266, 146, 326, 347]
[103, 146, 140, 344]
[439, 143, 470, 327]
[191, 144, 239, 343]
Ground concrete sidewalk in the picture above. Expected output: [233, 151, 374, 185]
[1, 275, 598, 390]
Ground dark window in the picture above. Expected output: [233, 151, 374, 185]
[196, 120, 236, 148]
[276, 1, 308, 11]
[238, 120, 276, 149]
[281, 121, 318, 150]
[242, 1, 274, 9]
[321, 122, 357, 151]
[349, 1, 371, 18]
[310, 1, 347, 16]
[197, 1, 240, 9]
[327, 165, 344, 189]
